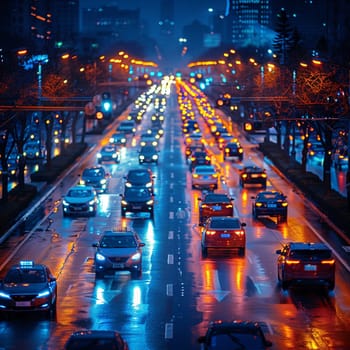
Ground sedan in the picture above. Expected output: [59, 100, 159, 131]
[189, 150, 211, 172]
[198, 192, 234, 226]
[239, 166, 267, 188]
[79, 166, 109, 193]
[191, 165, 219, 190]
[97, 144, 120, 164]
[201, 216, 246, 257]
[0, 260, 57, 319]
[138, 145, 159, 164]
[109, 132, 127, 147]
[198, 320, 272, 349]
[92, 230, 145, 278]
[252, 190, 288, 223]
[62, 185, 98, 217]
[124, 168, 155, 193]
[120, 187, 154, 218]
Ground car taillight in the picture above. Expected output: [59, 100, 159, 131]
[242, 174, 248, 179]
[235, 230, 245, 236]
[206, 230, 216, 236]
[281, 202, 288, 207]
[238, 148, 243, 153]
[261, 173, 267, 178]
[225, 204, 233, 208]
[225, 148, 229, 153]
[255, 202, 263, 207]
[321, 259, 335, 265]
[211, 174, 218, 178]
[286, 259, 300, 265]
[193, 174, 199, 178]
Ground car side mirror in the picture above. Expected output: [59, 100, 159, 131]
[241, 222, 247, 227]
[139, 243, 146, 247]
[92, 243, 99, 247]
[276, 249, 282, 254]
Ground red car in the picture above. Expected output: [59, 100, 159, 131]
[198, 192, 234, 226]
[276, 242, 335, 291]
[201, 216, 246, 257]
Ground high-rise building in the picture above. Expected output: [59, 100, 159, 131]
[230, 0, 272, 48]
[159, 0, 175, 37]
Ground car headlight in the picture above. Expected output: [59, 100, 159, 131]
[95, 253, 106, 261]
[79, 179, 86, 185]
[125, 182, 132, 187]
[37, 290, 50, 298]
[89, 199, 96, 205]
[121, 199, 128, 205]
[152, 155, 158, 160]
[130, 252, 141, 261]
[139, 155, 145, 160]
[97, 153, 102, 158]
[146, 199, 154, 205]
[62, 199, 69, 206]
[100, 179, 107, 185]
[0, 291, 11, 299]
[146, 182, 152, 188]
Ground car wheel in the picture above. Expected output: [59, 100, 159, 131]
[49, 300, 57, 320]
[201, 247, 208, 258]
[95, 271, 104, 279]
[121, 209, 126, 217]
[131, 269, 142, 279]
[239, 247, 245, 256]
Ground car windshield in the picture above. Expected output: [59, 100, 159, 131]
[209, 331, 265, 349]
[141, 146, 156, 153]
[100, 235, 137, 248]
[259, 193, 281, 200]
[127, 171, 150, 182]
[68, 189, 93, 197]
[83, 169, 104, 177]
[210, 218, 241, 229]
[290, 249, 332, 260]
[204, 194, 230, 203]
[195, 166, 215, 174]
[4, 268, 45, 283]
[66, 338, 117, 350]
[125, 187, 151, 199]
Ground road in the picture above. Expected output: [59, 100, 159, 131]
[1, 82, 350, 349]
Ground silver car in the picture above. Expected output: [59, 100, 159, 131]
[191, 165, 219, 190]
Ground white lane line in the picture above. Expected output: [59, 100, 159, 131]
[169, 196, 173, 203]
[167, 254, 174, 264]
[164, 323, 173, 339]
[168, 231, 174, 239]
[166, 283, 173, 296]
[169, 211, 174, 219]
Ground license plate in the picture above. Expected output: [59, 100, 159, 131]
[16, 301, 31, 307]
[132, 206, 142, 209]
[212, 205, 222, 211]
[251, 174, 259, 178]
[267, 204, 277, 208]
[221, 233, 231, 238]
[113, 263, 125, 268]
[304, 264, 317, 271]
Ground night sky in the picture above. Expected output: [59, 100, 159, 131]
[80, 0, 229, 37]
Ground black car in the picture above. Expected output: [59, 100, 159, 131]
[65, 330, 129, 350]
[138, 145, 159, 164]
[0, 260, 57, 319]
[120, 187, 154, 218]
[252, 190, 288, 223]
[79, 166, 109, 193]
[92, 230, 145, 278]
[198, 192, 234, 226]
[198, 320, 272, 349]
[239, 166, 267, 188]
[109, 132, 127, 147]
[223, 141, 244, 161]
[124, 168, 155, 193]
[189, 150, 211, 172]
[116, 120, 136, 135]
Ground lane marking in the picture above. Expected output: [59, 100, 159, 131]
[167, 254, 174, 264]
[166, 283, 173, 296]
[168, 231, 174, 239]
[164, 323, 173, 339]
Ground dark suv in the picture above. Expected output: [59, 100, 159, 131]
[276, 242, 335, 291]
[198, 192, 234, 226]
[223, 141, 244, 161]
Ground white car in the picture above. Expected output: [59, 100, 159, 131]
[191, 165, 219, 190]
[62, 185, 98, 217]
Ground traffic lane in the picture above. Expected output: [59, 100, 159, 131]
[186, 135, 350, 348]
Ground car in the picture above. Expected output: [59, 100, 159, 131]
[97, 144, 120, 164]
[23, 141, 46, 160]
[139, 133, 159, 147]
[79, 166, 109, 193]
[239, 166, 267, 188]
[217, 132, 234, 150]
[198, 192, 234, 226]
[191, 165, 219, 190]
[184, 131, 203, 146]
[116, 120, 136, 135]
[138, 145, 159, 164]
[62, 185, 98, 217]
[65, 329, 129, 350]
[185, 143, 206, 160]
[109, 132, 127, 146]
[276, 242, 335, 291]
[201, 216, 246, 257]
[182, 119, 199, 134]
[252, 190, 288, 223]
[189, 150, 211, 172]
[92, 229, 146, 278]
[0, 260, 57, 319]
[197, 320, 272, 349]
[0, 160, 18, 179]
[333, 146, 348, 170]
[223, 141, 244, 161]
[124, 168, 155, 193]
[120, 186, 154, 218]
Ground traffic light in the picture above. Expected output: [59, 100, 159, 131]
[101, 92, 112, 118]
